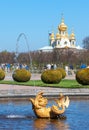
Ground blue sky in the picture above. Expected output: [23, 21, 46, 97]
[0, 0, 89, 52]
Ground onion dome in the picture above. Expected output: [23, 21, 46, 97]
[58, 18, 67, 31]
[50, 32, 55, 40]
[56, 32, 60, 40]
[70, 31, 75, 40]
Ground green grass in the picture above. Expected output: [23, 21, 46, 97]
[0, 79, 89, 88]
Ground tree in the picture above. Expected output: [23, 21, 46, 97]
[0, 51, 15, 64]
[82, 36, 89, 49]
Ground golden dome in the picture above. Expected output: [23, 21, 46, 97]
[58, 18, 67, 31]
[50, 32, 55, 40]
[70, 32, 75, 40]
[56, 32, 60, 40]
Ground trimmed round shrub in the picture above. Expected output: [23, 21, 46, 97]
[41, 69, 62, 84]
[12, 68, 31, 82]
[0, 69, 5, 80]
[56, 68, 66, 79]
[76, 68, 89, 85]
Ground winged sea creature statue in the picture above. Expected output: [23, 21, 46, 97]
[30, 91, 70, 118]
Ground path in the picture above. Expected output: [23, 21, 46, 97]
[0, 72, 88, 99]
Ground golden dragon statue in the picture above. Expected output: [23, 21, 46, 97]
[30, 91, 70, 119]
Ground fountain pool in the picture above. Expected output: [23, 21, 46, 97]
[0, 98, 89, 130]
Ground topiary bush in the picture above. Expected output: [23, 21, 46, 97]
[12, 68, 31, 82]
[76, 68, 89, 85]
[41, 69, 62, 84]
[56, 68, 66, 79]
[0, 69, 5, 80]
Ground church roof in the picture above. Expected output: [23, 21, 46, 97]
[38, 46, 53, 52]
[58, 17, 67, 31]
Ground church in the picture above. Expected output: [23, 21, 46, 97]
[39, 16, 82, 52]
[50, 17, 76, 49]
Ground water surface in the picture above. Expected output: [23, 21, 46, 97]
[0, 99, 88, 130]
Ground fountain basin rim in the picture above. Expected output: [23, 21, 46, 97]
[0, 95, 89, 101]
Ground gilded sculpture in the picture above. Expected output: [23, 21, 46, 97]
[30, 91, 70, 119]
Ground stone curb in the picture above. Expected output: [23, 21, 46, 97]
[0, 85, 89, 98]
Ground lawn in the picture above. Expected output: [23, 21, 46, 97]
[0, 79, 88, 88]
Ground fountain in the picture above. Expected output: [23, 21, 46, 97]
[15, 33, 37, 88]
[0, 33, 89, 129]
[15, 33, 32, 69]
[0, 97, 89, 129]
[30, 91, 70, 119]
